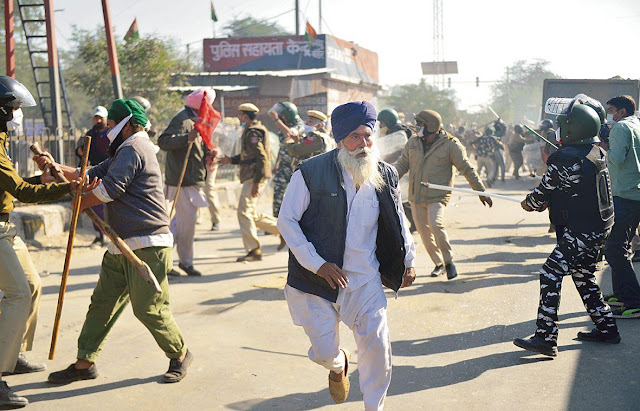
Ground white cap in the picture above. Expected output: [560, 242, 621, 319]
[93, 106, 108, 118]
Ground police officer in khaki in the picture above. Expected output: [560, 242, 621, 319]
[285, 110, 332, 167]
[394, 109, 492, 281]
[0, 76, 91, 407]
[218, 103, 281, 262]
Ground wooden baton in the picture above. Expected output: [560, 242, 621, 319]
[49, 136, 91, 359]
[169, 140, 193, 218]
[29, 143, 162, 296]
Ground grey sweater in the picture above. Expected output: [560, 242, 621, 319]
[88, 132, 170, 239]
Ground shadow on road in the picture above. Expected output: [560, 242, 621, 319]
[392, 312, 589, 358]
[10, 376, 159, 405]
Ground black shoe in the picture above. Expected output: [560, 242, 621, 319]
[163, 350, 193, 383]
[513, 335, 558, 357]
[445, 262, 458, 280]
[211, 222, 220, 231]
[167, 268, 181, 277]
[90, 235, 105, 249]
[178, 263, 202, 277]
[576, 328, 621, 344]
[548, 224, 555, 233]
[48, 363, 98, 384]
[0, 381, 28, 408]
[3, 353, 46, 375]
[237, 248, 262, 262]
[430, 264, 445, 277]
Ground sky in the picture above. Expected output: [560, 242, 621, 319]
[51, 0, 640, 111]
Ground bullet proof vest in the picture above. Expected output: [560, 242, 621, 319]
[549, 145, 614, 233]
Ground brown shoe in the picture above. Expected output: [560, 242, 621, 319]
[277, 235, 287, 251]
[236, 248, 262, 262]
[328, 348, 351, 404]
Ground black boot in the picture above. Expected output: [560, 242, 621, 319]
[0, 381, 28, 408]
[445, 262, 458, 280]
[513, 335, 558, 357]
[237, 248, 262, 262]
[577, 328, 621, 344]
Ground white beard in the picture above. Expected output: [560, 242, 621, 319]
[337, 145, 385, 191]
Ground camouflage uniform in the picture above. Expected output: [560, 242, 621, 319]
[525, 151, 618, 345]
[273, 119, 304, 217]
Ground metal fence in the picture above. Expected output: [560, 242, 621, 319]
[6, 126, 87, 177]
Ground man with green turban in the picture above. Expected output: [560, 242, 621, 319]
[36, 99, 193, 385]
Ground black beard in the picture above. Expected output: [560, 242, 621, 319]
[108, 132, 125, 157]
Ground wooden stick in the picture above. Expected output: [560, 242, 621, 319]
[169, 140, 193, 217]
[49, 136, 91, 360]
[30, 143, 162, 295]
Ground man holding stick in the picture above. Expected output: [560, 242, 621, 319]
[38, 99, 192, 384]
[158, 88, 216, 277]
[0, 76, 93, 407]
[513, 95, 619, 356]
[394, 109, 492, 280]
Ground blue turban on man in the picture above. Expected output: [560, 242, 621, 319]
[331, 101, 377, 143]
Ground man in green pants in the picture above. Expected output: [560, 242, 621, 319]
[40, 99, 192, 384]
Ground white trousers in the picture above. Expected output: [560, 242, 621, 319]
[285, 278, 391, 411]
[165, 185, 208, 266]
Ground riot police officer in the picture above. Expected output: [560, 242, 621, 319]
[285, 110, 332, 168]
[514, 95, 620, 357]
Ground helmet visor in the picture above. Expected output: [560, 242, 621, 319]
[6, 83, 37, 108]
[545, 94, 603, 117]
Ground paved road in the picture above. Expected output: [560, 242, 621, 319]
[5, 176, 640, 410]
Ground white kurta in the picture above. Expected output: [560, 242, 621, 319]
[278, 166, 415, 411]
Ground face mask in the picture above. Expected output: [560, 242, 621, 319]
[241, 121, 247, 128]
[107, 113, 133, 143]
[7, 108, 23, 132]
[418, 126, 425, 138]
[555, 127, 561, 144]
[304, 124, 316, 134]
[606, 113, 614, 124]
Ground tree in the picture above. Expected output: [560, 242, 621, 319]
[223, 16, 290, 37]
[63, 26, 194, 130]
[381, 79, 459, 124]
[490, 59, 561, 124]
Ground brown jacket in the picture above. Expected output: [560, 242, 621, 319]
[0, 132, 70, 214]
[231, 120, 271, 183]
[394, 131, 485, 205]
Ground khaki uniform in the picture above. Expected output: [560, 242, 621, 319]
[286, 130, 330, 167]
[230, 121, 279, 251]
[0, 132, 70, 372]
[394, 131, 485, 267]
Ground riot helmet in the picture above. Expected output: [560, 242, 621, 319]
[539, 119, 554, 130]
[546, 94, 604, 145]
[414, 110, 443, 134]
[278, 101, 299, 125]
[377, 108, 399, 128]
[0, 76, 36, 122]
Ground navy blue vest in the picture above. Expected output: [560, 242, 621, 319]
[548, 144, 614, 233]
[287, 149, 407, 303]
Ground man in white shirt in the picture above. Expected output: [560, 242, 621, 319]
[278, 101, 416, 411]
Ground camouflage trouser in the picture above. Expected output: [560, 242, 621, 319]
[535, 226, 618, 344]
[273, 163, 293, 217]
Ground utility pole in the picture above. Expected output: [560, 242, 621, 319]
[295, 0, 300, 35]
[101, 0, 123, 100]
[44, 0, 62, 136]
[4, 0, 15, 78]
[186, 44, 190, 68]
[319, 0, 322, 33]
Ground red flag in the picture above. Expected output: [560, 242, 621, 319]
[194, 91, 221, 152]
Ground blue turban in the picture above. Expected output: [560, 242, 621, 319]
[330, 101, 377, 142]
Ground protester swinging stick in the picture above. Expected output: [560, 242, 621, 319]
[48, 136, 91, 360]
[29, 143, 162, 296]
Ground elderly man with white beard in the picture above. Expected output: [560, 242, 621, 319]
[277, 101, 416, 410]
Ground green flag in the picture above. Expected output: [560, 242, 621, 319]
[124, 18, 139, 41]
[210, 0, 218, 22]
